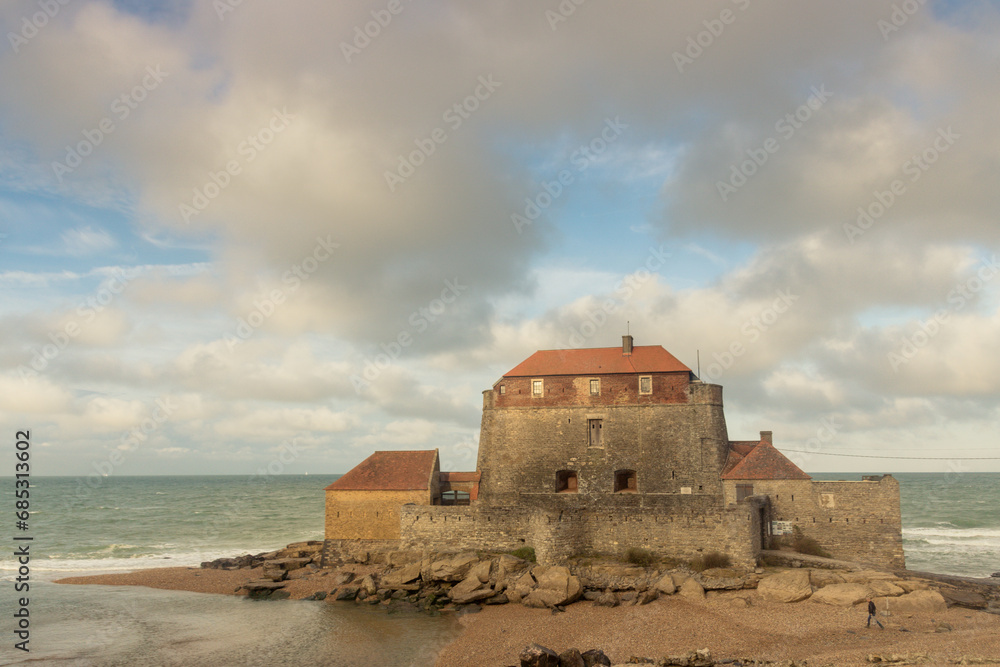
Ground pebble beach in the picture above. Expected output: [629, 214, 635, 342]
[57, 566, 1000, 666]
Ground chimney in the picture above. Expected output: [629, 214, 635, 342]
[760, 431, 773, 444]
[622, 335, 633, 356]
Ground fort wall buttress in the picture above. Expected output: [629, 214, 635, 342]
[325, 489, 430, 540]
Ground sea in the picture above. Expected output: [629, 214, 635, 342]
[1, 473, 998, 666]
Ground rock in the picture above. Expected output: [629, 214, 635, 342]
[382, 562, 423, 590]
[695, 571, 746, 591]
[941, 588, 988, 609]
[670, 572, 689, 589]
[840, 570, 897, 584]
[637, 589, 658, 605]
[935, 622, 953, 632]
[810, 583, 871, 607]
[358, 575, 377, 597]
[269, 589, 291, 600]
[427, 552, 481, 582]
[758, 569, 813, 603]
[484, 593, 509, 605]
[469, 559, 492, 584]
[449, 572, 494, 605]
[678, 578, 705, 601]
[593, 590, 619, 607]
[867, 580, 905, 598]
[576, 563, 650, 591]
[286, 567, 317, 581]
[809, 569, 846, 589]
[580, 649, 611, 667]
[331, 571, 355, 586]
[519, 643, 560, 667]
[265, 557, 312, 571]
[242, 579, 287, 592]
[558, 648, 585, 667]
[262, 567, 287, 582]
[661, 648, 713, 667]
[582, 591, 601, 601]
[334, 586, 359, 601]
[532, 566, 583, 606]
[991, 571, 1000, 578]
[654, 573, 676, 595]
[895, 580, 930, 593]
[874, 589, 947, 614]
[523, 589, 566, 609]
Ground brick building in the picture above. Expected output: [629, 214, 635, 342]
[323, 336, 904, 568]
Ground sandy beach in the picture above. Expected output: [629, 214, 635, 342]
[57, 566, 1000, 666]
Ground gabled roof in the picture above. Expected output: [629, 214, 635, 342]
[503, 345, 691, 378]
[325, 450, 439, 491]
[721, 440, 811, 481]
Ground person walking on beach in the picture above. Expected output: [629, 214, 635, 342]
[866, 598, 884, 629]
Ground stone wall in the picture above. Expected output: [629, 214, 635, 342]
[324, 489, 430, 540]
[396, 493, 764, 567]
[722, 475, 904, 568]
[493, 371, 692, 409]
[476, 381, 731, 505]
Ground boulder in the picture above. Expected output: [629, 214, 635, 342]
[758, 569, 813, 603]
[874, 589, 947, 614]
[286, 567, 317, 581]
[940, 588, 988, 609]
[484, 593, 509, 605]
[427, 552, 480, 582]
[242, 579, 287, 593]
[696, 570, 746, 591]
[265, 557, 312, 571]
[867, 580, 906, 597]
[654, 573, 676, 595]
[331, 571, 355, 586]
[526, 567, 583, 607]
[381, 562, 423, 590]
[358, 575, 377, 597]
[334, 586, 359, 601]
[670, 572, 689, 589]
[519, 643, 560, 667]
[581, 649, 611, 667]
[495, 554, 528, 588]
[810, 583, 871, 607]
[809, 570, 846, 589]
[841, 570, 897, 584]
[678, 578, 705, 601]
[637, 589, 659, 605]
[895, 580, 931, 593]
[576, 563, 650, 591]
[558, 648, 585, 667]
[449, 573, 495, 605]
[262, 566, 287, 582]
[593, 590, 619, 607]
[468, 559, 492, 584]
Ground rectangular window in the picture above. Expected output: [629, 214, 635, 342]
[639, 376, 652, 394]
[588, 419, 602, 446]
[736, 484, 754, 502]
[589, 379, 600, 395]
[532, 379, 543, 396]
[499, 385, 505, 394]
[556, 470, 578, 493]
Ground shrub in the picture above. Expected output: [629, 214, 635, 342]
[510, 546, 536, 563]
[689, 551, 731, 572]
[624, 547, 657, 568]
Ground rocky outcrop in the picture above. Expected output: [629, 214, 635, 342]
[810, 582, 871, 606]
[876, 589, 947, 614]
[757, 569, 812, 603]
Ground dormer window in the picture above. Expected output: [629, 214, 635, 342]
[532, 379, 543, 396]
[639, 376, 652, 394]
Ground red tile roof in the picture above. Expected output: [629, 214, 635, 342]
[325, 450, 439, 491]
[721, 440, 811, 481]
[503, 345, 691, 377]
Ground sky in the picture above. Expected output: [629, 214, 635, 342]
[2, 0, 999, 477]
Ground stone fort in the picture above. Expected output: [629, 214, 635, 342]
[323, 336, 904, 569]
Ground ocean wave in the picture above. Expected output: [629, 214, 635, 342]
[903, 526, 1000, 540]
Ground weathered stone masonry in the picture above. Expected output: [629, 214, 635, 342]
[323, 338, 905, 569]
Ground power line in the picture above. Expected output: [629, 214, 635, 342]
[780, 449, 1000, 460]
